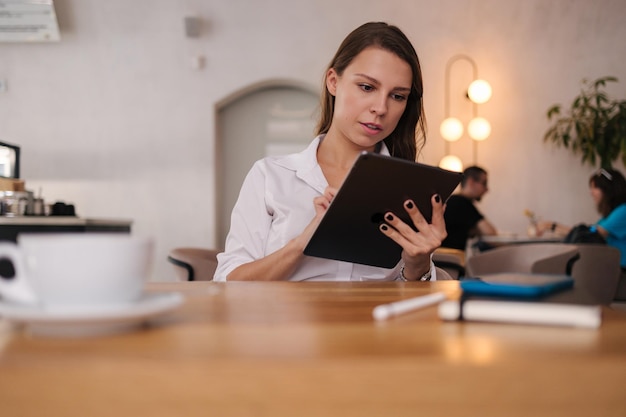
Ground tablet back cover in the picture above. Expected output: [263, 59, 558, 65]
[304, 153, 462, 268]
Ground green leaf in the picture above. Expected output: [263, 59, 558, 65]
[543, 75, 626, 168]
[546, 105, 561, 119]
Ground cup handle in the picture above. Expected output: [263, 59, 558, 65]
[0, 242, 38, 304]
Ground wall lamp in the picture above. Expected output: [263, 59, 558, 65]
[439, 54, 492, 171]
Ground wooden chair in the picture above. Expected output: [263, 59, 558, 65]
[465, 243, 580, 277]
[433, 247, 466, 279]
[167, 247, 220, 281]
[434, 267, 454, 281]
[615, 276, 626, 302]
[568, 244, 621, 305]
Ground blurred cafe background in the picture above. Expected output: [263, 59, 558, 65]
[1, 0, 625, 280]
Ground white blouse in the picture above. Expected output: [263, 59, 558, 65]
[214, 135, 437, 282]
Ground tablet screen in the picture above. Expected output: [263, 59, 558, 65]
[304, 152, 462, 268]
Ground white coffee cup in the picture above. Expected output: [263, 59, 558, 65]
[0, 234, 154, 308]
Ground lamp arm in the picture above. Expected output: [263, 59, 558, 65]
[444, 54, 478, 117]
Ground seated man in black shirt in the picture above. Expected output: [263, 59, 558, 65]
[442, 166, 497, 251]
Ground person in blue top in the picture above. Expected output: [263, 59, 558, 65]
[538, 168, 626, 300]
[594, 170, 626, 263]
[539, 168, 626, 261]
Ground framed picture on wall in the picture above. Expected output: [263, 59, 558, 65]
[0, 0, 61, 42]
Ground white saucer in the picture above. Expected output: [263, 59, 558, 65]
[0, 292, 185, 337]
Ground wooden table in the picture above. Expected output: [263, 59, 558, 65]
[468, 234, 564, 258]
[1, 281, 625, 416]
[479, 234, 563, 245]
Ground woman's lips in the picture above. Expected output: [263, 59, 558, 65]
[360, 122, 382, 135]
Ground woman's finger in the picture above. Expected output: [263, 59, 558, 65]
[428, 194, 448, 241]
[378, 195, 446, 257]
[403, 199, 429, 232]
[324, 186, 338, 201]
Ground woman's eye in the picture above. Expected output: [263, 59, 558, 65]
[391, 93, 407, 101]
[359, 84, 374, 92]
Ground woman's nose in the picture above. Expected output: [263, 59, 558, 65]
[370, 95, 388, 115]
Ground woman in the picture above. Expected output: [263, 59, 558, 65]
[214, 22, 446, 282]
[538, 168, 626, 266]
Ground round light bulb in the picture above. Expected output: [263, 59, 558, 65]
[438, 155, 464, 172]
[468, 117, 491, 141]
[468, 80, 492, 104]
[439, 117, 464, 142]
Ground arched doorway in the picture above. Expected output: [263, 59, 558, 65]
[215, 80, 319, 249]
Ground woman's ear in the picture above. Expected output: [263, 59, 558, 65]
[326, 68, 338, 96]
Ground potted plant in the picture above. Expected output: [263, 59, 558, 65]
[543, 76, 626, 169]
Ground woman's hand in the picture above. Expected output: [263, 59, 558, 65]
[378, 194, 446, 280]
[228, 187, 339, 281]
[313, 187, 338, 218]
[293, 187, 338, 250]
[535, 220, 571, 237]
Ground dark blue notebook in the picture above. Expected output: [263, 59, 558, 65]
[460, 273, 575, 299]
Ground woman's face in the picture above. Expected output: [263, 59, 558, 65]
[325, 46, 412, 150]
[590, 182, 603, 206]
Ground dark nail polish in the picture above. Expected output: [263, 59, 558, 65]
[406, 201, 414, 209]
[385, 214, 394, 221]
[435, 194, 441, 203]
[381, 224, 388, 231]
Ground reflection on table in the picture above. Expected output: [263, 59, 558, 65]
[1, 281, 625, 416]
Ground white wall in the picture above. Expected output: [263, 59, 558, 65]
[1, 0, 625, 280]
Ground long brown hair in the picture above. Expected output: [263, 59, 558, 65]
[315, 22, 426, 161]
[589, 168, 626, 217]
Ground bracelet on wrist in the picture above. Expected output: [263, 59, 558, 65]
[399, 265, 432, 282]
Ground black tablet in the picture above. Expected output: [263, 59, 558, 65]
[303, 152, 462, 268]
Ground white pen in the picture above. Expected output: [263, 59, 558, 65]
[372, 292, 447, 321]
